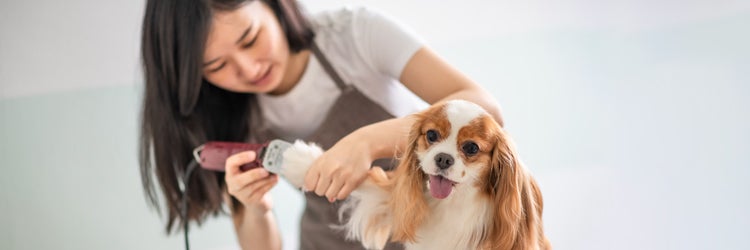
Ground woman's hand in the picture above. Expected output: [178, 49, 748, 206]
[303, 129, 376, 202]
[225, 151, 279, 214]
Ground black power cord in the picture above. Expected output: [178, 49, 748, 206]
[180, 160, 199, 250]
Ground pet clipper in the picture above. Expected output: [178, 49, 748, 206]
[193, 139, 293, 174]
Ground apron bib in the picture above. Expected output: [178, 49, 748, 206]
[248, 43, 404, 250]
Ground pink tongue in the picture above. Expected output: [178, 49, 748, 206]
[429, 175, 453, 199]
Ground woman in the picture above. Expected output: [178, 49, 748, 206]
[139, 0, 503, 249]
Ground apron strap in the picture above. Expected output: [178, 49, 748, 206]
[311, 42, 348, 91]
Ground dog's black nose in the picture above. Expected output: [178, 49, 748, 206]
[434, 153, 454, 170]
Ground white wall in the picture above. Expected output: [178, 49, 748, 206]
[1, 0, 749, 249]
[4, 0, 748, 99]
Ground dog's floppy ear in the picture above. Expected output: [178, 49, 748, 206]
[390, 114, 429, 243]
[486, 128, 546, 249]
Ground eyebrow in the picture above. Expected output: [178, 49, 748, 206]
[203, 23, 254, 67]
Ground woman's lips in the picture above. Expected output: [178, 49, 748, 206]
[251, 66, 272, 86]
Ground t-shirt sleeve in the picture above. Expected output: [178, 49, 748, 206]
[350, 7, 425, 79]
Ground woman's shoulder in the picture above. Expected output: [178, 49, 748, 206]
[310, 5, 421, 59]
[310, 5, 423, 77]
[308, 6, 384, 70]
[310, 5, 403, 42]
[310, 5, 375, 32]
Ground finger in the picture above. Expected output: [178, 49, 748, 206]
[234, 168, 270, 187]
[336, 172, 368, 200]
[226, 168, 269, 194]
[226, 151, 256, 175]
[244, 174, 277, 194]
[303, 165, 321, 192]
[336, 182, 357, 201]
[232, 174, 276, 199]
[368, 167, 389, 183]
[314, 175, 331, 196]
[325, 177, 345, 202]
[248, 175, 279, 202]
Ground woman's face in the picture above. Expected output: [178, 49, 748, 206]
[202, 1, 290, 94]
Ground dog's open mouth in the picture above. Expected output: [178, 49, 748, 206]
[428, 175, 457, 199]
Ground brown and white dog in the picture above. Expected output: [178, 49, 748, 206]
[282, 100, 550, 250]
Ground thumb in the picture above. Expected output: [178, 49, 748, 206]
[368, 166, 389, 184]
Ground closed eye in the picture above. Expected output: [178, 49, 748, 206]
[241, 35, 258, 49]
[206, 33, 258, 73]
[207, 62, 226, 73]
[242, 29, 261, 49]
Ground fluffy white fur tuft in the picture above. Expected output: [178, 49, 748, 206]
[280, 140, 323, 189]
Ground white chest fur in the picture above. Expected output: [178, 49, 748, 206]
[406, 185, 492, 250]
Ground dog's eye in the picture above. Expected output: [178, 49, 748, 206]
[462, 142, 479, 156]
[426, 130, 439, 143]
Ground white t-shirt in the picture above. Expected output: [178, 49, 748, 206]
[257, 6, 429, 141]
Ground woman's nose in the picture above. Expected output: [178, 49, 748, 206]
[234, 55, 262, 82]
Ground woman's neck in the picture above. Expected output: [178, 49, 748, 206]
[269, 49, 311, 96]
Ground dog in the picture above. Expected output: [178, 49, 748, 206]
[282, 100, 550, 250]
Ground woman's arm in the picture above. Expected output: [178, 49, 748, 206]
[366, 46, 504, 159]
[388, 45, 502, 149]
[399, 47, 503, 125]
[228, 193, 282, 250]
[223, 152, 282, 250]
[305, 46, 504, 201]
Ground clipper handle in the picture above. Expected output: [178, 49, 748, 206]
[195, 141, 268, 172]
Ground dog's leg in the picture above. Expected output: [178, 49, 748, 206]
[281, 141, 393, 249]
[340, 167, 393, 250]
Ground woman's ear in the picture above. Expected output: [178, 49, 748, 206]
[390, 114, 429, 242]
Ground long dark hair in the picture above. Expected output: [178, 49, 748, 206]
[139, 0, 314, 233]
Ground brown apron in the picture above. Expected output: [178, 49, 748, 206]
[248, 43, 404, 250]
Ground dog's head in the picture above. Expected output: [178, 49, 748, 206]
[411, 100, 502, 199]
[391, 100, 548, 249]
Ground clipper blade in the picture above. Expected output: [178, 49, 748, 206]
[260, 139, 293, 174]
